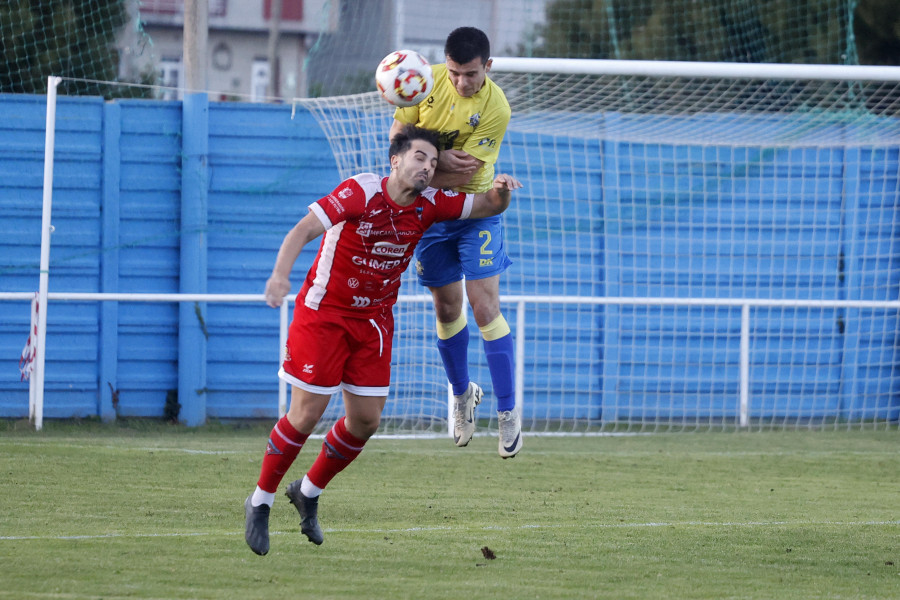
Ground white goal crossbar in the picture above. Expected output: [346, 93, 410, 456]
[491, 57, 900, 82]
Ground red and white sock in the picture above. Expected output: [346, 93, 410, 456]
[255, 415, 309, 501]
[305, 417, 367, 491]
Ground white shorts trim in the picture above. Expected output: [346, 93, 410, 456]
[278, 367, 341, 395]
[279, 367, 389, 397]
[341, 382, 389, 397]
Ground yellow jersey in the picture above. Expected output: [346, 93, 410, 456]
[394, 63, 511, 194]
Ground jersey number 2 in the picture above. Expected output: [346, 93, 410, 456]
[479, 230, 493, 267]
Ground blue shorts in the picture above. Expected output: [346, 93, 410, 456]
[415, 215, 512, 288]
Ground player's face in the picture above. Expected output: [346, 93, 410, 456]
[395, 140, 438, 192]
[445, 57, 491, 98]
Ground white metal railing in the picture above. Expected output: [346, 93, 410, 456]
[1, 292, 288, 429]
[2, 291, 898, 430]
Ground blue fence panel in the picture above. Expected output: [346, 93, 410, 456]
[204, 102, 339, 418]
[0, 95, 48, 417]
[0, 95, 104, 418]
[841, 147, 900, 421]
[601, 128, 848, 423]
[107, 100, 183, 417]
[495, 131, 604, 421]
[0, 99, 897, 424]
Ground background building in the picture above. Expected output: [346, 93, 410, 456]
[120, 0, 548, 101]
[122, 0, 338, 101]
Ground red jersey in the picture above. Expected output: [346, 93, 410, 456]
[298, 173, 474, 317]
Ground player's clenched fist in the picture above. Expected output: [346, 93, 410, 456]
[265, 274, 291, 308]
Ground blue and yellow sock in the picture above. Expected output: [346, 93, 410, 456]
[480, 315, 515, 412]
[436, 314, 470, 397]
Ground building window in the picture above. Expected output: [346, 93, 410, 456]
[264, 0, 303, 20]
[251, 60, 270, 102]
[158, 59, 183, 100]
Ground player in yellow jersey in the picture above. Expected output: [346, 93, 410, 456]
[389, 27, 522, 458]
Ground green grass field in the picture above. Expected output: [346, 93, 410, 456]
[1, 419, 897, 599]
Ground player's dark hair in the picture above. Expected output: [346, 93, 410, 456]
[444, 26, 490, 65]
[389, 124, 439, 159]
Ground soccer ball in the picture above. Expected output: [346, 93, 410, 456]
[375, 50, 434, 108]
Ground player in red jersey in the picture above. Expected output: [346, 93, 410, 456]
[244, 125, 522, 555]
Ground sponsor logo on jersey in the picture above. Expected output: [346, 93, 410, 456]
[438, 130, 459, 151]
[352, 255, 403, 270]
[376, 229, 419, 236]
[478, 137, 496, 147]
[326, 194, 344, 213]
[372, 241, 409, 257]
[357, 221, 373, 237]
[361, 227, 420, 238]
[347, 277, 359, 288]
[468, 113, 481, 128]
[351, 296, 371, 308]
[356, 227, 422, 238]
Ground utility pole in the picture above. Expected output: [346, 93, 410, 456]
[392, 0, 404, 50]
[183, 0, 209, 93]
[266, 0, 282, 98]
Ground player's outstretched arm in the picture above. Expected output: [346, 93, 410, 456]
[264, 211, 326, 307]
[469, 174, 523, 219]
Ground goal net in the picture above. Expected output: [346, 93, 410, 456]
[296, 59, 900, 434]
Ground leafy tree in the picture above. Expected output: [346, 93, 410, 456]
[855, 0, 900, 65]
[0, 0, 151, 97]
[529, 0, 898, 65]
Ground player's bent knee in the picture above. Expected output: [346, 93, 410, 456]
[345, 416, 380, 440]
[471, 305, 502, 327]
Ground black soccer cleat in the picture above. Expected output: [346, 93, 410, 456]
[244, 496, 270, 555]
[285, 480, 324, 545]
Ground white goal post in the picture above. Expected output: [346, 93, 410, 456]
[295, 57, 900, 433]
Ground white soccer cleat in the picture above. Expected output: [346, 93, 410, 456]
[452, 382, 483, 447]
[497, 408, 523, 459]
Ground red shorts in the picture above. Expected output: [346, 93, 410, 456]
[279, 303, 394, 397]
